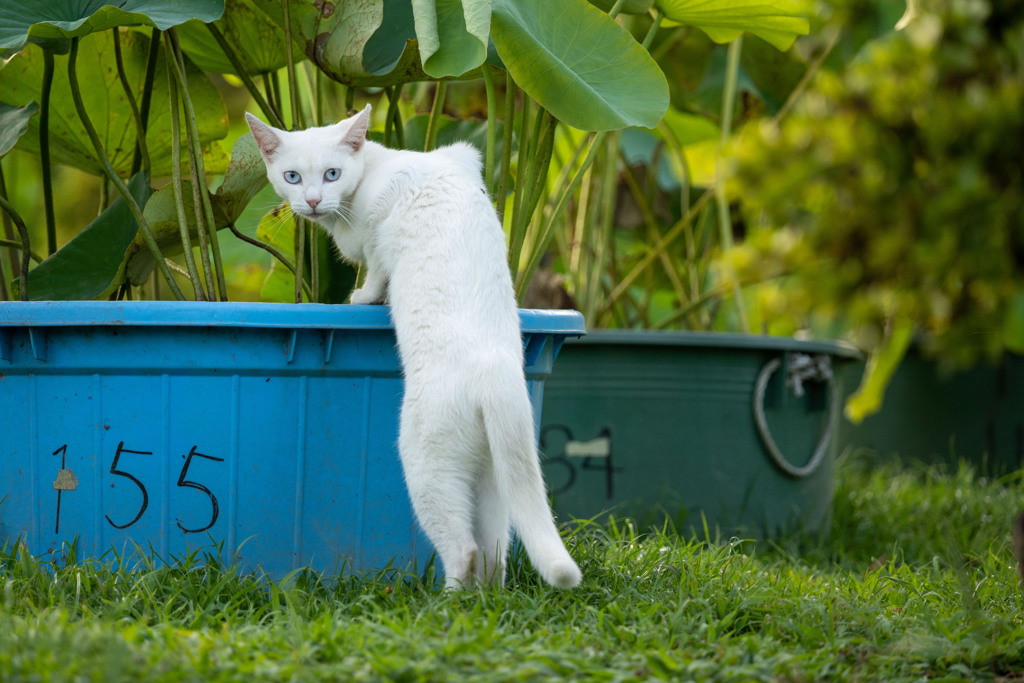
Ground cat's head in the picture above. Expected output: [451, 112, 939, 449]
[245, 105, 371, 221]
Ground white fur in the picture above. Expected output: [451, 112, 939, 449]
[247, 106, 581, 590]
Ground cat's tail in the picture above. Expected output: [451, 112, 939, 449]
[479, 358, 582, 589]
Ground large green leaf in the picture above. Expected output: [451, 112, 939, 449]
[125, 133, 267, 285]
[19, 172, 151, 300]
[257, 0, 429, 87]
[363, 0, 418, 75]
[0, 1, 223, 53]
[656, 0, 810, 51]
[845, 319, 914, 424]
[490, 0, 669, 132]
[212, 133, 268, 223]
[0, 30, 229, 177]
[413, 0, 490, 78]
[661, 108, 719, 146]
[176, 0, 304, 76]
[0, 102, 38, 157]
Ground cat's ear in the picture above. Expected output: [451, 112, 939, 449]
[341, 104, 371, 153]
[246, 113, 282, 158]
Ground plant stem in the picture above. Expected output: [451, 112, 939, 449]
[516, 130, 604, 299]
[495, 71, 516, 224]
[132, 28, 161, 176]
[569, 153, 594, 291]
[0, 162, 19, 285]
[481, 66, 497, 193]
[39, 48, 56, 255]
[524, 112, 556, 221]
[227, 222, 312, 301]
[0, 248, 7, 301]
[282, 0, 304, 129]
[642, 10, 663, 49]
[604, 189, 714, 310]
[424, 80, 448, 152]
[658, 120, 703, 313]
[293, 215, 305, 303]
[67, 37, 185, 300]
[113, 28, 150, 176]
[308, 61, 323, 126]
[380, 87, 405, 146]
[391, 92, 405, 149]
[716, 36, 749, 332]
[507, 98, 533, 269]
[97, 178, 109, 216]
[310, 223, 319, 302]
[587, 133, 619, 322]
[162, 258, 192, 279]
[262, 74, 279, 120]
[270, 71, 284, 122]
[0, 238, 42, 263]
[773, 26, 840, 124]
[207, 23, 285, 128]
[168, 29, 228, 300]
[164, 38, 207, 301]
[291, 63, 321, 298]
[620, 159, 686, 306]
[510, 109, 555, 280]
[653, 282, 733, 330]
[608, 0, 628, 18]
[0, 194, 32, 301]
[385, 87, 397, 146]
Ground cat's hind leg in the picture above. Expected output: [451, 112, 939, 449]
[398, 400, 481, 590]
[473, 457, 510, 587]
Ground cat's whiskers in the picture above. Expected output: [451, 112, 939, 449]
[327, 201, 355, 225]
[256, 203, 298, 245]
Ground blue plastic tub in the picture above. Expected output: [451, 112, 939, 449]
[0, 301, 584, 577]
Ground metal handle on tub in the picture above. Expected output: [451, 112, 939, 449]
[752, 353, 838, 479]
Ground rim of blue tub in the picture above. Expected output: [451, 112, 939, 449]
[567, 328, 861, 359]
[0, 301, 587, 336]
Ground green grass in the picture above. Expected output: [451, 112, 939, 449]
[2, 453, 1023, 682]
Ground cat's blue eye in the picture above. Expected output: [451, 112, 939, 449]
[284, 171, 301, 184]
[324, 168, 340, 181]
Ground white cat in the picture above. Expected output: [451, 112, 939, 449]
[246, 105, 582, 590]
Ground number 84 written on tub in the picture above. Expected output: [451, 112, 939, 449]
[51, 442, 224, 535]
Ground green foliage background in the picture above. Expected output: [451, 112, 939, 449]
[3, 0, 1022, 414]
[728, 0, 1024, 417]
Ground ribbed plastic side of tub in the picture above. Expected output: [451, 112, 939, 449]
[0, 303, 584, 577]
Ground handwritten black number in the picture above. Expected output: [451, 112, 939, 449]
[175, 446, 225, 534]
[579, 428, 620, 500]
[105, 441, 151, 529]
[53, 444, 67, 534]
[540, 426, 621, 499]
[539, 425, 577, 495]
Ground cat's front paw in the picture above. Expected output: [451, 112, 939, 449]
[350, 287, 385, 305]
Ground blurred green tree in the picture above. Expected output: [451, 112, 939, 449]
[729, 0, 1024, 420]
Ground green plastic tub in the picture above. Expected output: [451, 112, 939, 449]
[539, 330, 860, 538]
[837, 347, 1024, 474]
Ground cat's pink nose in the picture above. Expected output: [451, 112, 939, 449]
[307, 198, 321, 209]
